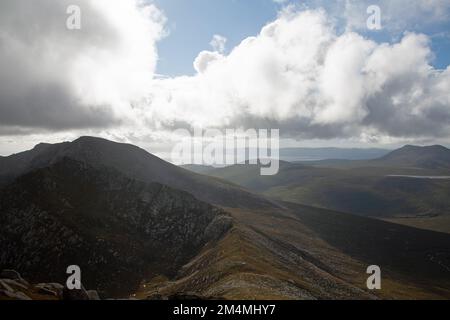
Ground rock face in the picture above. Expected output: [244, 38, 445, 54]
[0, 158, 232, 297]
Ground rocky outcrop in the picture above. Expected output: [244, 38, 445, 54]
[35, 283, 64, 298]
[62, 285, 90, 301]
[0, 270, 105, 300]
[0, 278, 31, 300]
[0, 159, 232, 297]
[0, 269, 29, 287]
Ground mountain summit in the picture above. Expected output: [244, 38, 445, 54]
[379, 144, 450, 169]
[0, 136, 272, 209]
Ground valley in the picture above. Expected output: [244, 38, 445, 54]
[194, 145, 450, 234]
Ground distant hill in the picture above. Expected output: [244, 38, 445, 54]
[304, 145, 450, 171]
[280, 147, 391, 161]
[181, 147, 392, 174]
[204, 145, 450, 230]
[376, 145, 450, 169]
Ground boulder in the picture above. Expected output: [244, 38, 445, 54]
[0, 289, 32, 300]
[0, 269, 29, 287]
[63, 285, 90, 300]
[2, 279, 29, 291]
[0, 278, 32, 300]
[0, 279, 14, 292]
[35, 283, 64, 298]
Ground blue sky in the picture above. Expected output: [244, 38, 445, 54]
[153, 0, 280, 76]
[153, 0, 450, 76]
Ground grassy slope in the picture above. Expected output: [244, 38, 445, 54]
[205, 162, 450, 234]
[137, 205, 450, 300]
[264, 171, 450, 217]
[382, 216, 450, 234]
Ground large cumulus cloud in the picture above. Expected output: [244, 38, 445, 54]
[0, 0, 165, 132]
[145, 8, 450, 142]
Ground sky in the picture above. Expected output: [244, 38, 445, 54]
[0, 0, 450, 157]
[153, 0, 280, 76]
[153, 0, 450, 76]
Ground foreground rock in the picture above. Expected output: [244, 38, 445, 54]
[0, 271, 32, 300]
[63, 285, 90, 300]
[0, 270, 104, 300]
[35, 283, 64, 298]
[0, 269, 29, 287]
[87, 290, 101, 300]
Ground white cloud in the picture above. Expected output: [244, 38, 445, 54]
[144, 8, 450, 141]
[210, 34, 227, 53]
[193, 51, 224, 74]
[0, 0, 165, 131]
[1, 1, 449, 153]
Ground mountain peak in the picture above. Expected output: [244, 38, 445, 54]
[32, 142, 52, 150]
[380, 144, 450, 169]
[390, 144, 450, 156]
[1, 136, 272, 209]
[399, 144, 449, 151]
[73, 136, 117, 144]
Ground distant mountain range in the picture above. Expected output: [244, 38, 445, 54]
[181, 147, 392, 171]
[280, 147, 391, 161]
[1, 137, 450, 299]
[295, 145, 450, 170]
[186, 145, 450, 233]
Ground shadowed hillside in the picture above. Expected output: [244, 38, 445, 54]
[0, 137, 274, 209]
[0, 158, 232, 297]
[1, 138, 450, 300]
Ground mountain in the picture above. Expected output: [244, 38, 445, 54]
[1, 138, 450, 300]
[0, 158, 231, 297]
[180, 164, 216, 175]
[280, 147, 391, 161]
[0, 136, 273, 209]
[376, 145, 450, 169]
[203, 145, 450, 232]
[181, 147, 392, 174]
[303, 145, 450, 171]
[139, 202, 450, 300]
